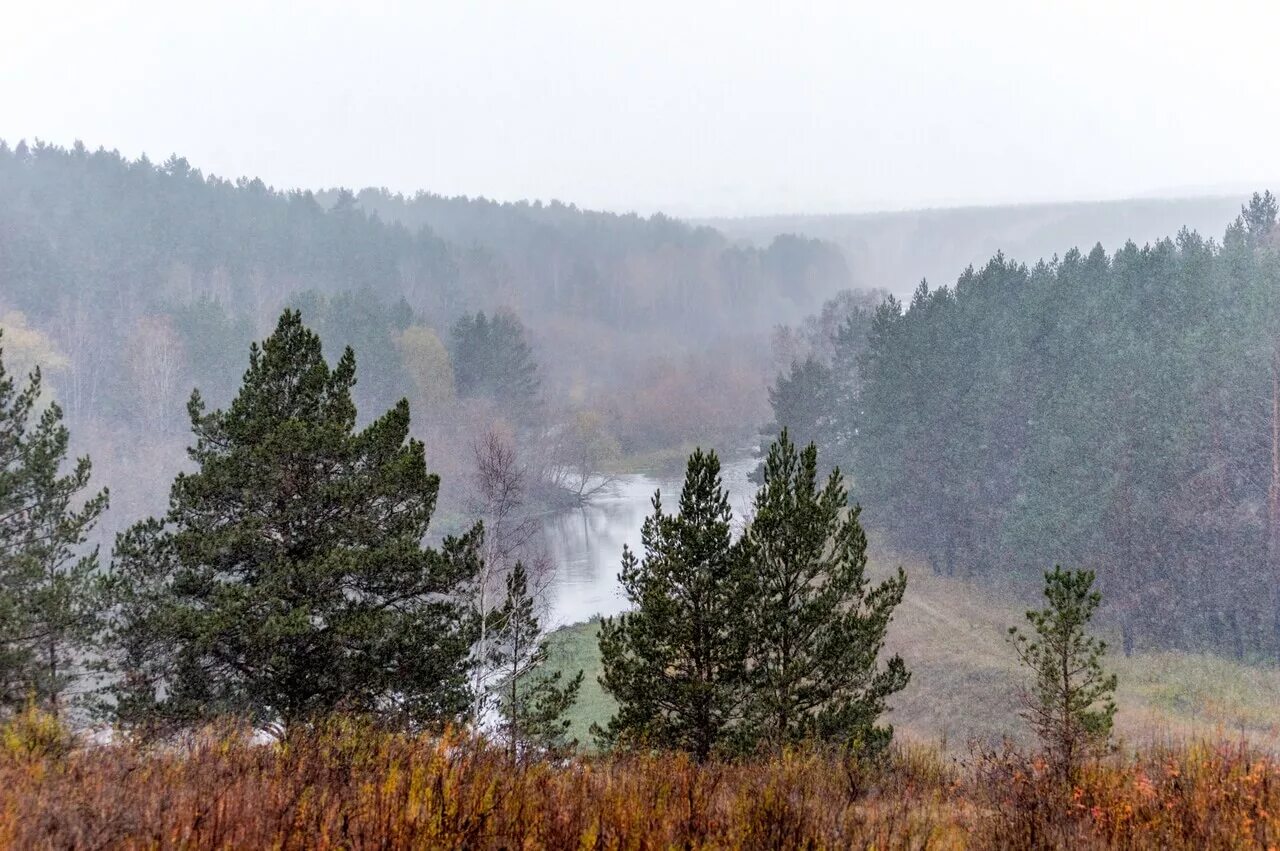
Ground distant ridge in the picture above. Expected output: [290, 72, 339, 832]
[705, 195, 1246, 296]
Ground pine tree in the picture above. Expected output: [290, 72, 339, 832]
[1008, 567, 1117, 779]
[740, 430, 908, 751]
[754, 357, 835, 484]
[450, 310, 540, 418]
[597, 449, 749, 760]
[110, 310, 481, 731]
[489, 561, 582, 760]
[0, 334, 110, 718]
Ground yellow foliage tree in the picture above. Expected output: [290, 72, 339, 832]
[0, 312, 67, 379]
[397, 326, 455, 410]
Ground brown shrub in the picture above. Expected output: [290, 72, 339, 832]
[2, 716, 1278, 849]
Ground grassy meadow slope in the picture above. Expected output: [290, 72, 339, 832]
[545, 546, 1280, 750]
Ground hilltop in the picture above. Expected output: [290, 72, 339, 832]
[708, 195, 1243, 295]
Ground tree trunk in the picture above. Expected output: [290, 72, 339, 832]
[48, 636, 59, 720]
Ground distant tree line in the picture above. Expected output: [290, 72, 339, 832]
[0, 140, 846, 425]
[0, 139, 848, 523]
[767, 193, 1280, 657]
[335, 187, 849, 332]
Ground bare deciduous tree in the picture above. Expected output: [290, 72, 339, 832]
[51, 296, 104, 426]
[545, 410, 620, 505]
[126, 315, 185, 433]
[469, 428, 553, 720]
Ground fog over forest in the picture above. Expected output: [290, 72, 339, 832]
[6, 4, 1280, 846]
[7, 138, 1278, 658]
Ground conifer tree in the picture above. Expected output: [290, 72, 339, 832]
[740, 430, 908, 751]
[597, 449, 749, 760]
[489, 561, 582, 760]
[1009, 567, 1117, 779]
[110, 310, 481, 731]
[450, 310, 540, 418]
[753, 357, 835, 484]
[0, 334, 110, 718]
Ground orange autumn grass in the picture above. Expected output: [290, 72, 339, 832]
[2, 707, 1280, 849]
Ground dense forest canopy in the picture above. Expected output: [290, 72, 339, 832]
[0, 139, 848, 404]
[331, 188, 848, 328]
[768, 193, 1280, 658]
[0, 139, 853, 529]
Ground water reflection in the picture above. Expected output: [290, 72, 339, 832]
[542, 457, 757, 626]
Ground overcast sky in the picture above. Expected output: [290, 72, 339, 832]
[3, 0, 1278, 216]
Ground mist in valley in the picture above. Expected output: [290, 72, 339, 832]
[5, 3, 1280, 845]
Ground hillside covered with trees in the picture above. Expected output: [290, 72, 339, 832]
[0, 140, 852, 528]
[764, 193, 1280, 658]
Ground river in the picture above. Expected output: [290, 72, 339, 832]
[540, 456, 759, 627]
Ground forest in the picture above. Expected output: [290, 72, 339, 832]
[5, 139, 1280, 847]
[0, 291, 1192, 848]
[0, 139, 850, 533]
[763, 192, 1280, 658]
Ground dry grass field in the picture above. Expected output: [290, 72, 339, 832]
[5, 550, 1278, 848]
[3, 711, 1280, 848]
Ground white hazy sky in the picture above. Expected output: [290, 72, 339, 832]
[3, 0, 1278, 216]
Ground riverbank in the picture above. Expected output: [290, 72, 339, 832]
[539, 455, 759, 627]
[604, 443, 759, 477]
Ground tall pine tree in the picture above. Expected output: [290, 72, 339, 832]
[489, 561, 582, 760]
[754, 357, 836, 484]
[450, 310, 540, 420]
[740, 430, 908, 751]
[597, 449, 749, 760]
[0, 333, 110, 718]
[111, 310, 480, 731]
